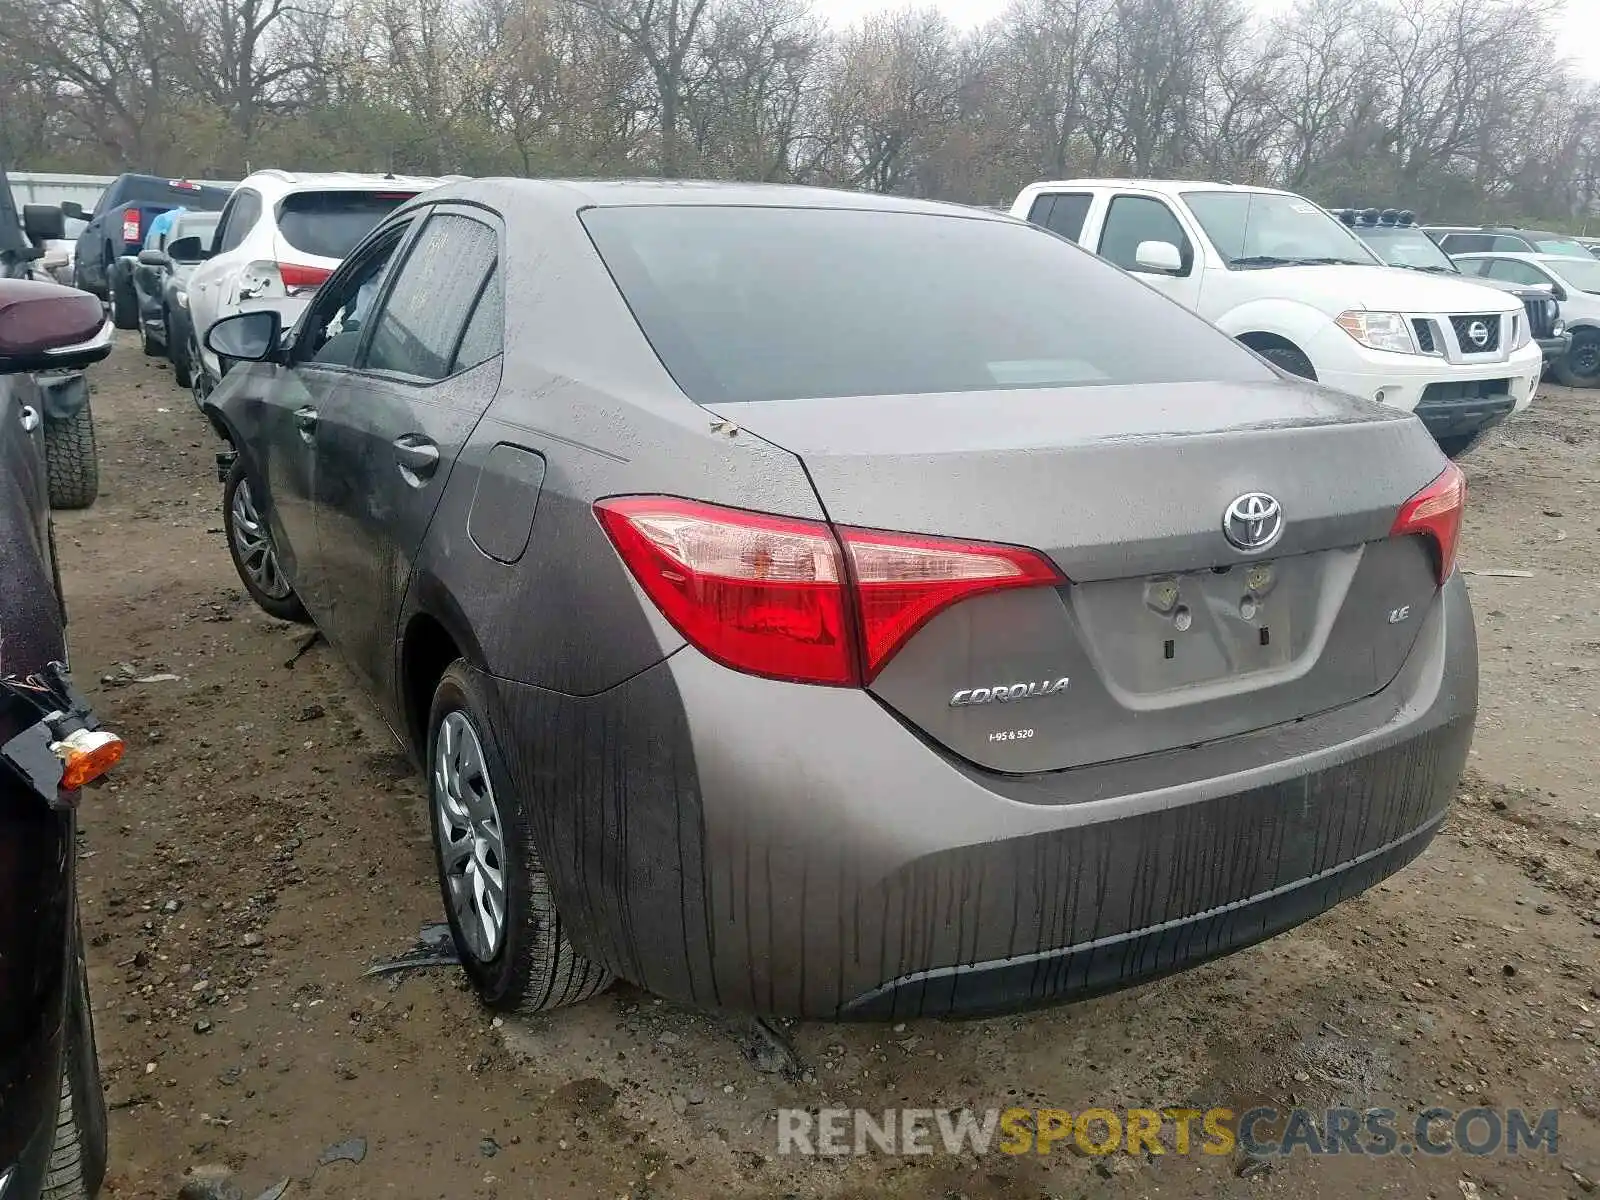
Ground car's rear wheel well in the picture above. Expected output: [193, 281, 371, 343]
[403, 614, 461, 758]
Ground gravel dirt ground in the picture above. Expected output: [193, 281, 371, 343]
[61, 337, 1599, 1200]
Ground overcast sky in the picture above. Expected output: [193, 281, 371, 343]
[810, 0, 1600, 81]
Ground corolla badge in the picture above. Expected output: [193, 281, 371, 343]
[950, 678, 1070, 707]
[1223, 492, 1284, 553]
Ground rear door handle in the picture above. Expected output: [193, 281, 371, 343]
[19, 405, 39, 433]
[293, 406, 318, 440]
[393, 434, 440, 484]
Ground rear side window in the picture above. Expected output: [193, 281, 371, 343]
[363, 212, 498, 381]
[1026, 193, 1092, 242]
[581, 205, 1272, 404]
[1440, 234, 1492, 254]
[1098, 196, 1193, 274]
[276, 191, 417, 260]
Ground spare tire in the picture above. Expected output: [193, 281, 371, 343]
[44, 403, 99, 509]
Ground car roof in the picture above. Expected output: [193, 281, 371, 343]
[1021, 178, 1298, 198]
[416, 177, 1012, 219]
[235, 169, 461, 192]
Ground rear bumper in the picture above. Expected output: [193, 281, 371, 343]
[488, 575, 1477, 1019]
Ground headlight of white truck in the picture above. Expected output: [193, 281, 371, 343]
[1335, 311, 1417, 355]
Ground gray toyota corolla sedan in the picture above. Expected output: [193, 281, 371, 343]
[199, 179, 1476, 1020]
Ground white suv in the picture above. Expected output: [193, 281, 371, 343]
[185, 170, 458, 392]
[1010, 180, 1545, 456]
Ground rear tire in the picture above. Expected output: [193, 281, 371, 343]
[222, 457, 310, 623]
[427, 662, 614, 1015]
[110, 272, 137, 331]
[44, 404, 100, 510]
[1554, 330, 1600, 388]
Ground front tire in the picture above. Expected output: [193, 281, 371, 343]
[45, 928, 107, 1199]
[44, 405, 99, 510]
[1554, 330, 1600, 388]
[427, 662, 613, 1014]
[1255, 343, 1317, 381]
[222, 457, 310, 622]
[140, 324, 160, 357]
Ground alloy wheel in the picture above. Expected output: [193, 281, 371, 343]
[229, 479, 292, 600]
[433, 711, 507, 963]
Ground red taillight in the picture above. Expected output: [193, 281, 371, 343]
[839, 525, 1064, 678]
[121, 212, 140, 244]
[1391, 463, 1466, 584]
[594, 497, 1064, 686]
[278, 263, 332, 292]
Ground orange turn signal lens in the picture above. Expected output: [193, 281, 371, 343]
[53, 729, 125, 791]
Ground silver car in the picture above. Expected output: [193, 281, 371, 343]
[200, 180, 1476, 1020]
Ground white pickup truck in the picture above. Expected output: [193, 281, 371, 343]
[1010, 179, 1545, 456]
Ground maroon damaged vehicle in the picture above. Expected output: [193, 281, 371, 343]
[0, 276, 122, 1199]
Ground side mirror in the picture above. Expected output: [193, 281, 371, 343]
[1134, 240, 1184, 274]
[205, 310, 281, 362]
[22, 204, 66, 244]
[1552, 283, 1568, 302]
[0, 280, 113, 374]
[59, 201, 87, 222]
[138, 249, 171, 268]
[166, 235, 209, 264]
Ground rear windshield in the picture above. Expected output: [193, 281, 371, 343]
[276, 191, 416, 260]
[111, 178, 231, 212]
[581, 206, 1273, 403]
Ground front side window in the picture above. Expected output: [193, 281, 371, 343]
[1098, 196, 1192, 274]
[1550, 258, 1600, 294]
[1182, 190, 1377, 268]
[1440, 234, 1492, 255]
[581, 205, 1275, 405]
[1531, 237, 1594, 258]
[1484, 259, 1550, 286]
[300, 226, 412, 367]
[363, 213, 499, 381]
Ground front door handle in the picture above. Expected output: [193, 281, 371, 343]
[293, 406, 318, 441]
[19, 405, 39, 433]
[393, 434, 440, 485]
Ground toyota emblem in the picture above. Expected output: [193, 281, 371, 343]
[1223, 493, 1284, 553]
[1466, 320, 1490, 348]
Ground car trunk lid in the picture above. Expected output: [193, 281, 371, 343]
[708, 380, 1452, 773]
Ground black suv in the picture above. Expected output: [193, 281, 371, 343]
[0, 277, 122, 1199]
